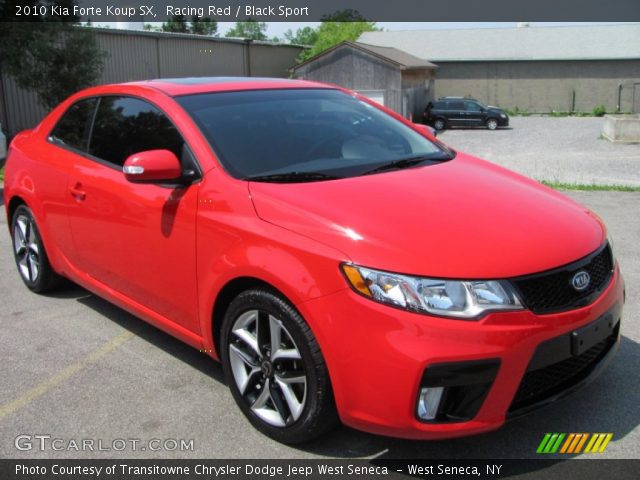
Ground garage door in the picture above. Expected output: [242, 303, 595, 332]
[357, 90, 385, 106]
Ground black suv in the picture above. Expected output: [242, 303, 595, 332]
[424, 97, 509, 131]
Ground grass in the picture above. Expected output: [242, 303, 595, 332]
[0, 167, 4, 183]
[541, 180, 640, 192]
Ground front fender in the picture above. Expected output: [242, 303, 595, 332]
[197, 217, 351, 359]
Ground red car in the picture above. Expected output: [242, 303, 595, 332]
[3, 78, 624, 443]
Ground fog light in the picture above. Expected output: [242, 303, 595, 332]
[417, 387, 444, 420]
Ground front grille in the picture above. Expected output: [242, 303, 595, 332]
[512, 243, 613, 314]
[509, 332, 617, 412]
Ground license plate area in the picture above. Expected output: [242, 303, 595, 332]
[571, 310, 618, 356]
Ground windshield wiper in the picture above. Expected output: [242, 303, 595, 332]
[362, 156, 436, 176]
[245, 171, 341, 183]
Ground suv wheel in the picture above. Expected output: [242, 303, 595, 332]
[221, 289, 338, 444]
[11, 205, 61, 293]
[486, 118, 499, 130]
[433, 119, 446, 131]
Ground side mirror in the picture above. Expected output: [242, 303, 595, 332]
[123, 149, 182, 183]
[413, 123, 438, 138]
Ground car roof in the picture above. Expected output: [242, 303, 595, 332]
[125, 77, 333, 96]
[438, 97, 479, 101]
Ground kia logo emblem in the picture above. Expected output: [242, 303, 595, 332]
[571, 271, 591, 291]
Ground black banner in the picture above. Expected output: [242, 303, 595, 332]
[2, 0, 640, 22]
[1, 459, 639, 480]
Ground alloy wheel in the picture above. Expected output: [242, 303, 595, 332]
[228, 309, 307, 427]
[13, 215, 40, 284]
[486, 119, 498, 130]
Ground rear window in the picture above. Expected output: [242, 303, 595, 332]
[50, 98, 98, 151]
[177, 88, 449, 180]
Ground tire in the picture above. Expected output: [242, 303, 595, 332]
[221, 288, 338, 444]
[433, 118, 446, 131]
[486, 118, 499, 130]
[11, 205, 61, 293]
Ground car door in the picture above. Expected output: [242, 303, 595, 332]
[446, 101, 466, 126]
[464, 101, 485, 126]
[66, 95, 201, 334]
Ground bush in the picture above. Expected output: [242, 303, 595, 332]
[593, 105, 606, 117]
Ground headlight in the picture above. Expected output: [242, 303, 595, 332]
[341, 264, 522, 319]
[500, 113, 507, 118]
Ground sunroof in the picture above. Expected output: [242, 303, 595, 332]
[151, 77, 296, 85]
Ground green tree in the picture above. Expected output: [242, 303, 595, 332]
[0, 14, 106, 110]
[320, 9, 369, 21]
[190, 16, 218, 36]
[297, 17, 380, 62]
[162, 14, 189, 33]
[283, 26, 319, 46]
[225, 20, 268, 41]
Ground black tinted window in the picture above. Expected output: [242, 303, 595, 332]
[89, 97, 184, 167]
[50, 98, 97, 151]
[432, 101, 446, 109]
[448, 102, 465, 110]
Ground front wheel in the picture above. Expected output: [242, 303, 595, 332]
[221, 289, 338, 444]
[486, 118, 499, 130]
[11, 205, 61, 293]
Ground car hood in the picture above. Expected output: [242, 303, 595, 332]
[249, 153, 604, 279]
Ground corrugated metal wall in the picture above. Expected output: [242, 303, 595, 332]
[0, 28, 303, 136]
[434, 60, 640, 113]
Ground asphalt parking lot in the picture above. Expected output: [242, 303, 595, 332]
[439, 116, 640, 186]
[0, 187, 638, 461]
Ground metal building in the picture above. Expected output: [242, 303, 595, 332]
[358, 24, 640, 114]
[291, 41, 437, 120]
[0, 28, 303, 136]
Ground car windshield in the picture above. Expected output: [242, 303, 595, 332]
[176, 88, 453, 181]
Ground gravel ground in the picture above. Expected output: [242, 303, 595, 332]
[438, 117, 640, 186]
[0, 190, 638, 461]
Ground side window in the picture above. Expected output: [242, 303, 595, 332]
[50, 98, 98, 151]
[465, 101, 482, 112]
[433, 101, 446, 110]
[89, 96, 184, 167]
[449, 102, 465, 111]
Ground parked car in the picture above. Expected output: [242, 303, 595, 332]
[4, 78, 623, 444]
[0, 123, 7, 169]
[424, 97, 509, 130]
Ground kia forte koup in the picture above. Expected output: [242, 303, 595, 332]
[3, 78, 624, 443]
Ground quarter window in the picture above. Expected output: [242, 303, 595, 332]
[50, 98, 98, 151]
[89, 97, 184, 167]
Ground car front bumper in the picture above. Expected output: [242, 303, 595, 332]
[297, 265, 624, 439]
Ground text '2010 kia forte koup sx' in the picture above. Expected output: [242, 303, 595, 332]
[4, 78, 624, 444]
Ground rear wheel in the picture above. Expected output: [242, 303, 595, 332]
[221, 289, 338, 444]
[11, 205, 61, 293]
[486, 118, 499, 130]
[433, 118, 446, 131]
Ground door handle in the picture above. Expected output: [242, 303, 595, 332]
[69, 183, 86, 201]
